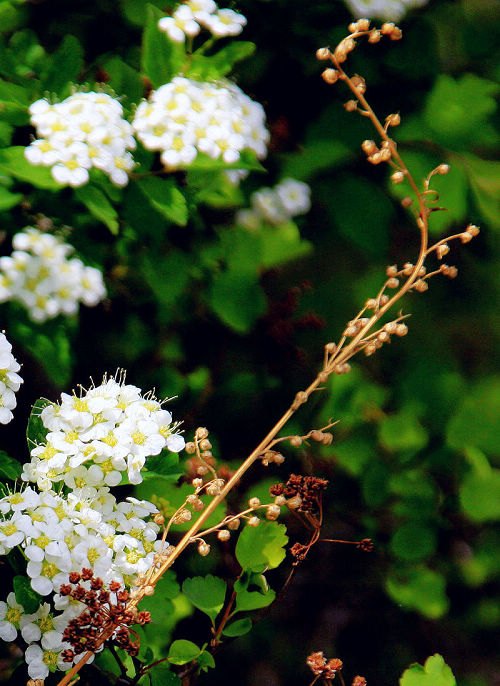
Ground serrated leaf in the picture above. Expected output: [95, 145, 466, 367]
[13, 575, 43, 614]
[234, 587, 275, 612]
[26, 398, 52, 448]
[0, 147, 62, 189]
[75, 184, 120, 234]
[235, 521, 288, 572]
[222, 617, 252, 637]
[40, 35, 83, 97]
[400, 654, 456, 686]
[136, 176, 188, 226]
[167, 639, 201, 665]
[0, 451, 22, 480]
[142, 4, 185, 88]
[182, 575, 227, 621]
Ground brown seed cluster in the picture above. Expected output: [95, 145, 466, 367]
[270, 474, 328, 514]
[307, 651, 343, 678]
[59, 569, 150, 663]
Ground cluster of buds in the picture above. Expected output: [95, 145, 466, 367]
[318, 19, 401, 87]
[261, 449, 285, 467]
[270, 474, 328, 514]
[289, 427, 334, 448]
[362, 138, 394, 165]
[364, 317, 408, 357]
[60, 569, 150, 663]
[185, 426, 214, 475]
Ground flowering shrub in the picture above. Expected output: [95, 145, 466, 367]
[0, 1, 495, 686]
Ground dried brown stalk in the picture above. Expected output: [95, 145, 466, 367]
[56, 19, 479, 686]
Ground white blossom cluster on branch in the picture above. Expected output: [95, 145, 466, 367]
[0, 373, 185, 679]
[0, 228, 106, 322]
[132, 76, 269, 170]
[158, 0, 247, 43]
[236, 178, 312, 229]
[0, 332, 23, 424]
[25, 91, 136, 188]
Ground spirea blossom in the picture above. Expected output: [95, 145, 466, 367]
[22, 372, 185, 489]
[25, 91, 136, 188]
[0, 371, 183, 675]
[236, 178, 311, 228]
[0, 228, 106, 322]
[158, 0, 247, 43]
[0, 332, 23, 424]
[344, 0, 428, 21]
[132, 76, 269, 170]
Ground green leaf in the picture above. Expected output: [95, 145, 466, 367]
[142, 4, 185, 88]
[222, 617, 252, 637]
[147, 662, 181, 686]
[234, 587, 276, 612]
[197, 651, 216, 671]
[386, 566, 449, 619]
[0, 147, 62, 190]
[208, 271, 267, 333]
[136, 176, 188, 226]
[141, 250, 191, 308]
[13, 575, 43, 614]
[378, 409, 428, 454]
[460, 467, 500, 522]
[101, 56, 144, 107]
[325, 175, 393, 258]
[144, 451, 182, 479]
[446, 377, 500, 456]
[186, 149, 264, 172]
[258, 222, 312, 269]
[0, 79, 29, 105]
[281, 140, 351, 181]
[74, 184, 120, 234]
[460, 154, 500, 229]
[0, 451, 22, 480]
[140, 570, 180, 624]
[187, 42, 256, 79]
[167, 639, 201, 665]
[182, 575, 227, 621]
[424, 74, 499, 144]
[400, 654, 457, 686]
[26, 398, 53, 448]
[13, 321, 73, 387]
[40, 35, 83, 97]
[235, 521, 288, 572]
[0, 185, 21, 210]
[390, 523, 437, 562]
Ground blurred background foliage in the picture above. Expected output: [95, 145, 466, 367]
[0, 0, 499, 685]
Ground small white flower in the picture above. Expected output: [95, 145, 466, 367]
[158, 5, 201, 42]
[203, 8, 247, 36]
[0, 592, 25, 641]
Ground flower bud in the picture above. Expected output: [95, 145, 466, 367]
[287, 495, 302, 509]
[322, 68, 339, 84]
[228, 517, 240, 530]
[316, 47, 331, 60]
[218, 529, 230, 541]
[368, 29, 381, 43]
[185, 442, 196, 454]
[387, 277, 399, 289]
[344, 100, 358, 112]
[437, 164, 450, 174]
[266, 504, 281, 520]
[196, 427, 209, 440]
[361, 139, 377, 155]
[248, 516, 260, 527]
[290, 436, 303, 447]
[395, 323, 408, 336]
[249, 497, 261, 508]
[401, 197, 413, 208]
[198, 542, 210, 556]
[199, 439, 212, 451]
[357, 18, 370, 31]
[391, 171, 405, 184]
[386, 113, 401, 126]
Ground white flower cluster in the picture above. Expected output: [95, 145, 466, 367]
[0, 228, 106, 323]
[158, 0, 247, 43]
[0, 332, 23, 424]
[25, 91, 136, 188]
[0, 373, 184, 679]
[22, 374, 185, 490]
[236, 178, 312, 229]
[344, 0, 428, 21]
[133, 76, 269, 169]
[0, 488, 162, 678]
